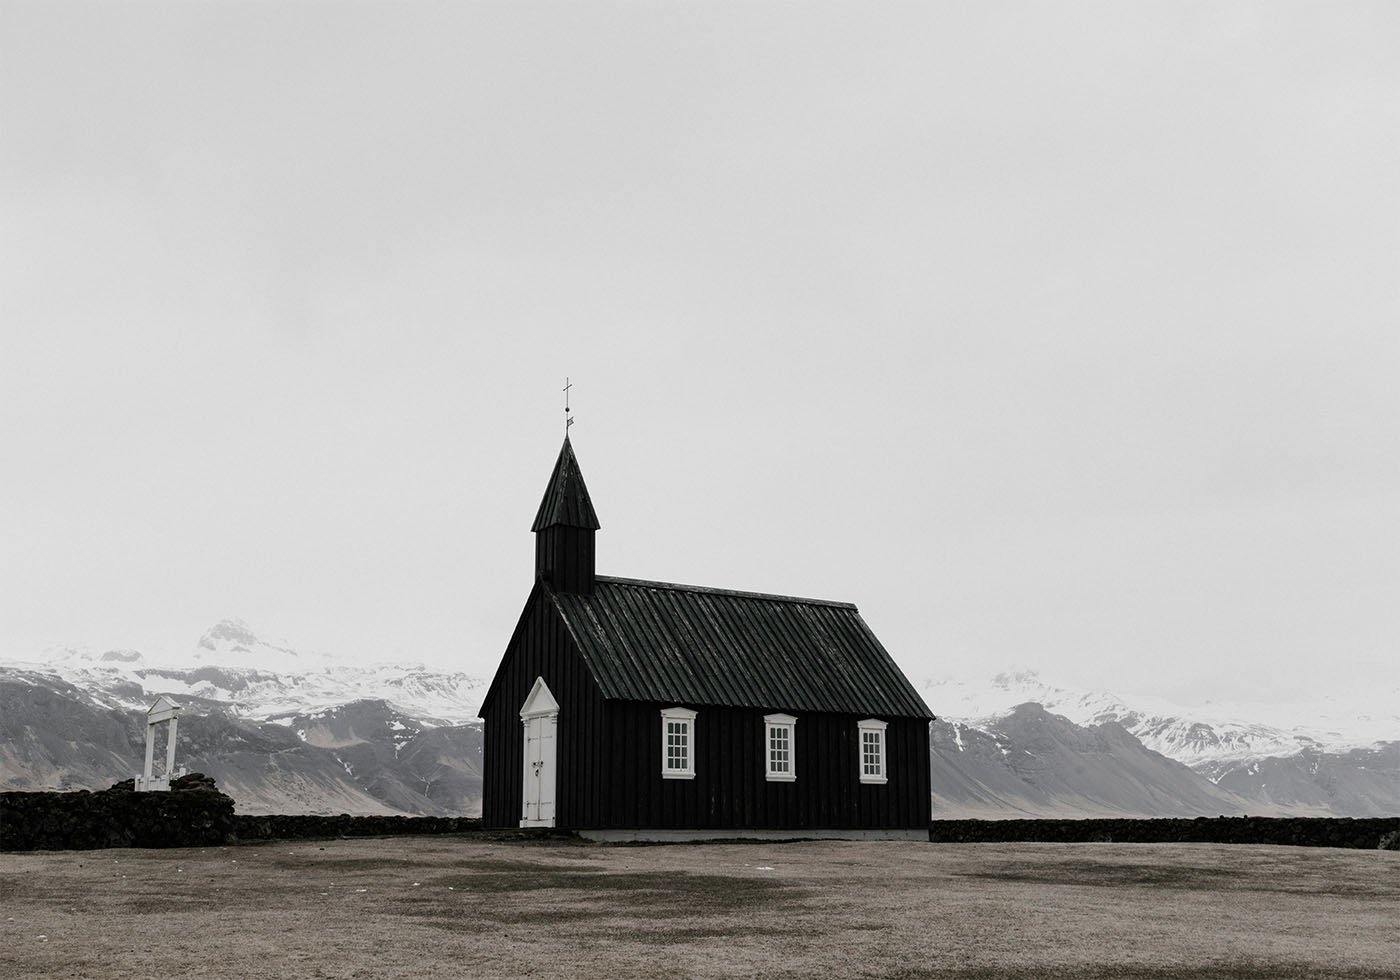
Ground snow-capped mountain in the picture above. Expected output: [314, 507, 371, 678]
[3, 624, 1393, 818]
[919, 668, 1397, 817]
[928, 703, 1254, 819]
[0, 619, 491, 815]
[1, 619, 489, 815]
[13, 619, 487, 727]
[191, 618, 333, 670]
[921, 668, 1398, 770]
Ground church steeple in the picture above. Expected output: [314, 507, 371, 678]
[532, 437, 599, 594]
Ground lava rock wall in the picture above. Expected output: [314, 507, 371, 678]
[1, 773, 235, 851]
[929, 815, 1400, 849]
[7, 782, 1393, 850]
[0, 775, 484, 851]
[229, 813, 480, 841]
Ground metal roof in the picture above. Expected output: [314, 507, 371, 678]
[531, 437, 601, 531]
[548, 576, 934, 719]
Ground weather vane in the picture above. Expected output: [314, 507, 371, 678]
[563, 377, 574, 436]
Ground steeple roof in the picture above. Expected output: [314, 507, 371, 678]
[531, 437, 601, 531]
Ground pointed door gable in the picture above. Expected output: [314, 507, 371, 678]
[519, 676, 560, 720]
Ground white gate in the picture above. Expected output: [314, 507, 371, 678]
[519, 677, 559, 827]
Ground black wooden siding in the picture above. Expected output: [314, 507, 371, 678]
[482, 583, 932, 831]
[483, 611, 931, 830]
[535, 526, 596, 595]
[597, 703, 930, 831]
[480, 585, 608, 829]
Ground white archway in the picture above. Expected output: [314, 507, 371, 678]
[136, 696, 183, 792]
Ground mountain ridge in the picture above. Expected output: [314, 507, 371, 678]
[3, 623, 1394, 818]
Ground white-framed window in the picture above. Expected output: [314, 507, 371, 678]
[660, 707, 697, 779]
[764, 713, 797, 782]
[858, 718, 888, 784]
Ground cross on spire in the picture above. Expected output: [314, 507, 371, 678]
[563, 377, 574, 436]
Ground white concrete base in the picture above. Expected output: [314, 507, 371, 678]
[578, 827, 929, 843]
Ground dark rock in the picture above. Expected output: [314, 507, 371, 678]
[0, 778, 483, 850]
[228, 813, 481, 843]
[2, 776, 237, 851]
[171, 771, 221, 792]
[927, 816, 1400, 849]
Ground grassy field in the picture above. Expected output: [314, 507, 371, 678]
[2, 837, 1396, 979]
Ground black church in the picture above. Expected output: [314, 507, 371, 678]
[478, 437, 934, 840]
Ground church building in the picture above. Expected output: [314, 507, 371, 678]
[478, 437, 935, 840]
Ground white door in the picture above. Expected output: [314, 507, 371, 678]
[521, 714, 558, 826]
[519, 677, 559, 828]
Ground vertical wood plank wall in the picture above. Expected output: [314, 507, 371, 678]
[485, 599, 932, 831]
[481, 592, 606, 829]
[534, 527, 595, 595]
[600, 703, 930, 831]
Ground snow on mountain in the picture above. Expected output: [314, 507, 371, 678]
[11, 626, 1392, 786]
[928, 702, 1255, 818]
[5, 620, 487, 727]
[920, 669, 1398, 771]
[6, 626, 1391, 817]
[191, 618, 335, 670]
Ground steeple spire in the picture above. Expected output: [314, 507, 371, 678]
[532, 437, 600, 532]
[532, 437, 599, 593]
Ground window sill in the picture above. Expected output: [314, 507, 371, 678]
[765, 773, 796, 782]
[661, 771, 696, 780]
[859, 776, 888, 785]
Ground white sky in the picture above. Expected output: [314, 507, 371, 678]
[3, 1, 1397, 706]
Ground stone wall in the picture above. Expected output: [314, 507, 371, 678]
[929, 816, 1400, 849]
[1, 773, 235, 851]
[229, 813, 481, 842]
[0, 775, 485, 851]
[5, 780, 1394, 851]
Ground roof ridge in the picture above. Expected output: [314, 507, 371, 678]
[594, 575, 858, 610]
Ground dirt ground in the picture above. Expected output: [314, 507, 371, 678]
[1, 837, 1396, 980]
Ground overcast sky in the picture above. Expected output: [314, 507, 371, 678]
[3, 2, 1396, 706]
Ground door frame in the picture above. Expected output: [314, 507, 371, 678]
[518, 676, 560, 827]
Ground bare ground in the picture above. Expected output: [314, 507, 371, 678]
[1, 837, 1396, 980]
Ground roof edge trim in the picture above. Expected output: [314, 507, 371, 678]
[594, 575, 858, 610]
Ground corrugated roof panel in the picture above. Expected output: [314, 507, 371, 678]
[549, 576, 934, 719]
[652, 587, 734, 704]
[727, 592, 829, 710]
[615, 584, 696, 701]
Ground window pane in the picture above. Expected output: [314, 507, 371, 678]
[768, 724, 793, 775]
[861, 729, 882, 775]
[666, 721, 688, 770]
